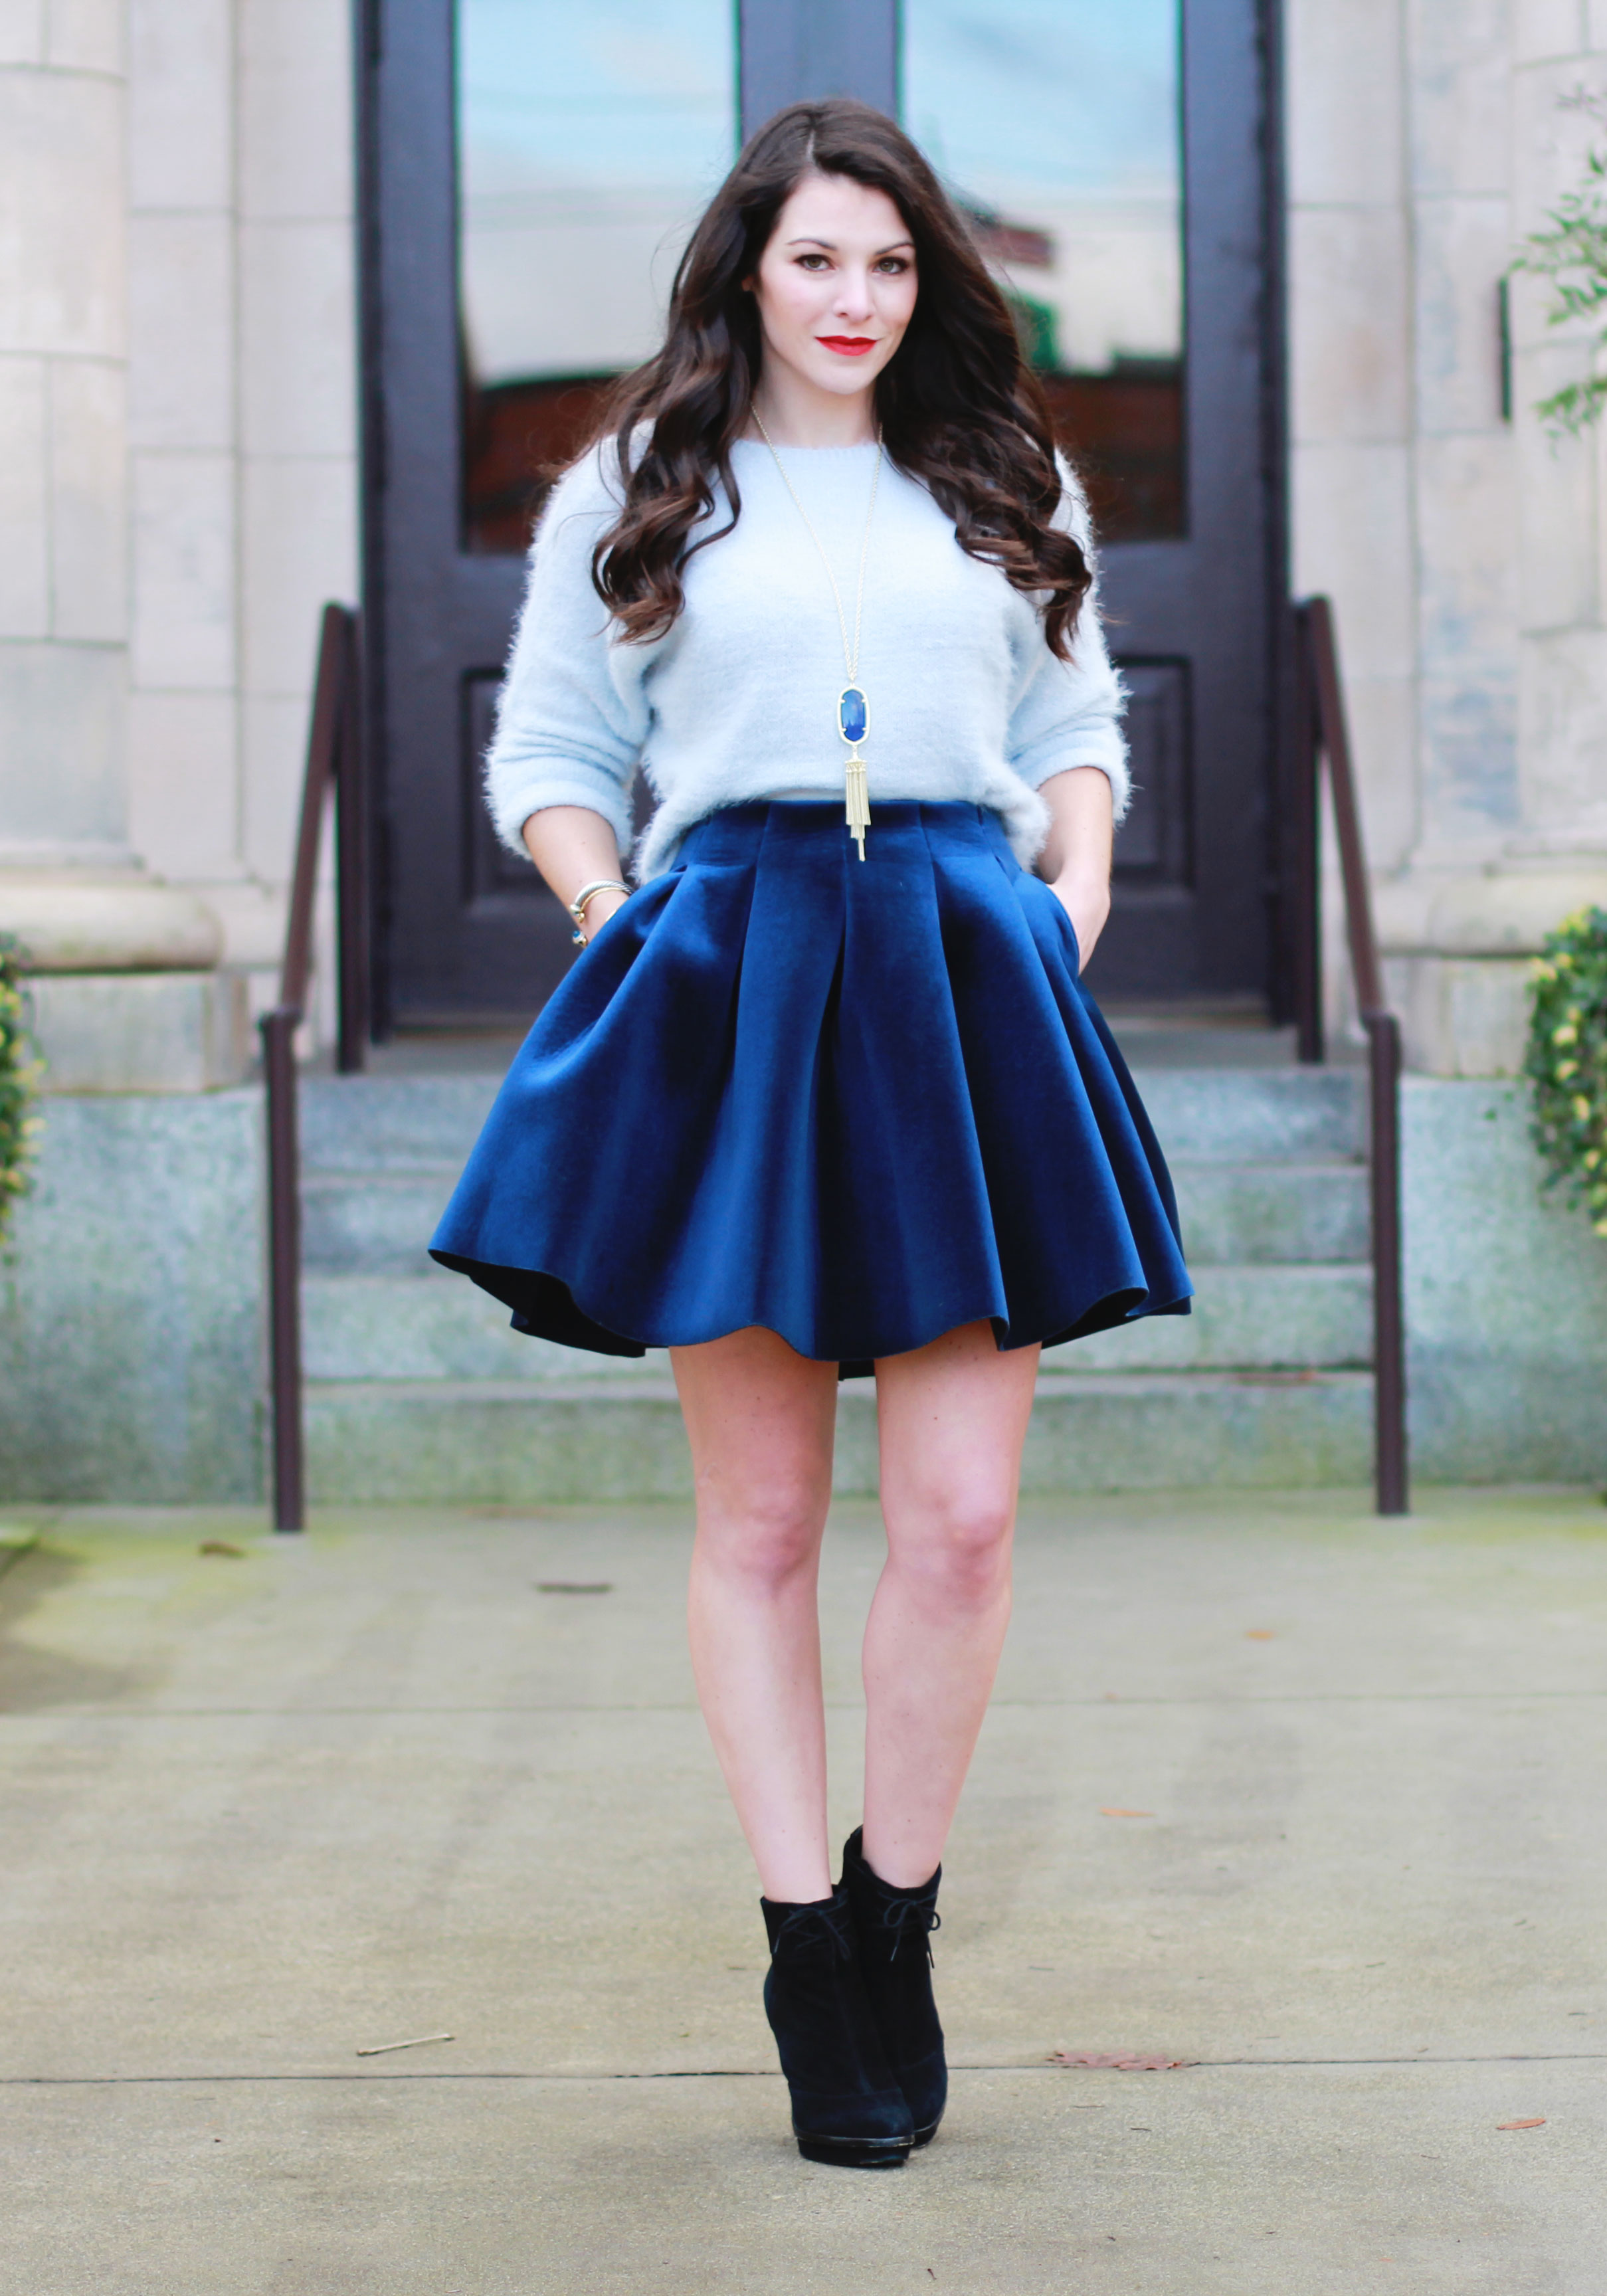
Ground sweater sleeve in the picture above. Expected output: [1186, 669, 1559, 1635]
[1004, 456, 1130, 821]
[483, 442, 651, 860]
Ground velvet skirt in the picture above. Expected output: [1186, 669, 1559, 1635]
[429, 799, 1192, 1377]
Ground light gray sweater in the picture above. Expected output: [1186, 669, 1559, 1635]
[486, 437, 1129, 881]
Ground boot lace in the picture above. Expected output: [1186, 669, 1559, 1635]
[770, 1896, 856, 1962]
[878, 1893, 941, 1966]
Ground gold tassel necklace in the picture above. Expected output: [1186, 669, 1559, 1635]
[752, 413, 882, 860]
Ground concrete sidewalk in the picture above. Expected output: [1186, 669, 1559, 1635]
[1, 1489, 1604, 2293]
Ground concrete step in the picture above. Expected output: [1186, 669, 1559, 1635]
[301, 1076, 499, 1173]
[1171, 1160, 1369, 1264]
[302, 1272, 667, 1383]
[304, 1265, 1372, 1383]
[1115, 1068, 1364, 1161]
[1045, 1265, 1370, 1371]
[300, 1066, 1367, 1176]
[303, 1370, 1374, 1503]
[302, 1173, 456, 1274]
[302, 1158, 1371, 1277]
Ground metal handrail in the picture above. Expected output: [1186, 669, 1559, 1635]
[260, 603, 368, 1531]
[1292, 596, 1408, 1516]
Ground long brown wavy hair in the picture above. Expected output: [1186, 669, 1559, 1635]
[589, 100, 1091, 658]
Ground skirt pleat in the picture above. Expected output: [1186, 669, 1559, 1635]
[430, 799, 1192, 1374]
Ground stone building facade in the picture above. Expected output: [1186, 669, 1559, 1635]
[1, 0, 357, 1086]
[1289, 0, 1607, 1070]
[2, 1, 1605, 1499]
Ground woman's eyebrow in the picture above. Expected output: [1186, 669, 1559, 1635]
[785, 236, 916, 254]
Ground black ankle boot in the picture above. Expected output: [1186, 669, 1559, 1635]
[760, 1886, 914, 2168]
[841, 1828, 947, 2147]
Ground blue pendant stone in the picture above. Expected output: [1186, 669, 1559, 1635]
[838, 686, 868, 745]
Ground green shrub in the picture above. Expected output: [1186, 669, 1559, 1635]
[0, 933, 42, 1249]
[1527, 906, 1607, 1236]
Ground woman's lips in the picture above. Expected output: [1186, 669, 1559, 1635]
[818, 335, 877, 355]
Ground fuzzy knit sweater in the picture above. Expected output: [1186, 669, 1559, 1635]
[485, 436, 1129, 882]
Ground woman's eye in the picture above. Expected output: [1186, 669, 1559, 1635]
[876, 258, 909, 275]
[797, 254, 830, 271]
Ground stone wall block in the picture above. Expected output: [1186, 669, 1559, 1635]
[1513, 54, 1606, 222]
[239, 221, 357, 458]
[1515, 347, 1598, 628]
[129, 214, 233, 450]
[1416, 432, 1518, 673]
[0, 875, 221, 971]
[0, 1091, 264, 1501]
[0, 4, 46, 64]
[1345, 675, 1420, 870]
[1292, 441, 1416, 678]
[1413, 195, 1512, 432]
[1289, 207, 1412, 442]
[240, 454, 357, 696]
[1432, 864, 1607, 951]
[1404, 1078, 1607, 1478]
[1284, 0, 1406, 205]
[240, 691, 308, 886]
[128, 690, 240, 880]
[47, 0, 122, 71]
[1518, 627, 1607, 834]
[1406, 0, 1511, 196]
[1512, 0, 1586, 62]
[49, 355, 126, 640]
[1419, 677, 1520, 839]
[128, 0, 231, 211]
[1385, 954, 1532, 1074]
[131, 451, 236, 690]
[0, 354, 48, 635]
[239, 0, 353, 223]
[203, 880, 285, 975]
[27, 969, 248, 1092]
[0, 72, 124, 354]
[0, 641, 124, 845]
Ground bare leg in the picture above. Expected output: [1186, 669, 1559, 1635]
[862, 1321, 1040, 1887]
[672, 1327, 840, 1905]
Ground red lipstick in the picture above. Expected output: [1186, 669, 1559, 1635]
[818, 335, 877, 355]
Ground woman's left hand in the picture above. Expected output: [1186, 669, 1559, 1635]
[1037, 766, 1115, 969]
[1049, 872, 1111, 967]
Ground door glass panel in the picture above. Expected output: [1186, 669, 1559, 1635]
[456, 1, 737, 553]
[902, 0, 1184, 539]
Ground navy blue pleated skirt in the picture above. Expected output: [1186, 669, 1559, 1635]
[430, 800, 1192, 1376]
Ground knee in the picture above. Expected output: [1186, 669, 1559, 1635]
[695, 1473, 826, 1593]
[888, 1486, 1015, 1610]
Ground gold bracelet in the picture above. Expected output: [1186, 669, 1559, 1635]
[567, 879, 630, 946]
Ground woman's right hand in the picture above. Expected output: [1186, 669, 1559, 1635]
[520, 805, 632, 943]
[575, 886, 629, 942]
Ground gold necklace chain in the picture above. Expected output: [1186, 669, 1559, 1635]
[751, 413, 882, 685]
[751, 411, 882, 857]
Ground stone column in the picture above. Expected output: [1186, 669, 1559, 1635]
[0, 1, 241, 1092]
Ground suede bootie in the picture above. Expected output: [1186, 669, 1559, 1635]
[760, 1885, 915, 2168]
[841, 1828, 947, 2146]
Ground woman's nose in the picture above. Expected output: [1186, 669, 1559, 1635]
[834, 273, 874, 322]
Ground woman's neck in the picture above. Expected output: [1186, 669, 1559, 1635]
[747, 369, 878, 448]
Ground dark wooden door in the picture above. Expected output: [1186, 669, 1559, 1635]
[359, 0, 1284, 1028]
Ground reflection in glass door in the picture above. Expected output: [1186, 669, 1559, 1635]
[457, 3, 737, 553]
[903, 0, 1184, 541]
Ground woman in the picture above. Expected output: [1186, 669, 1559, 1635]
[432, 99, 1190, 2169]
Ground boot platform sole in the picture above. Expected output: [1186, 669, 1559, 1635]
[794, 2128, 911, 2170]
